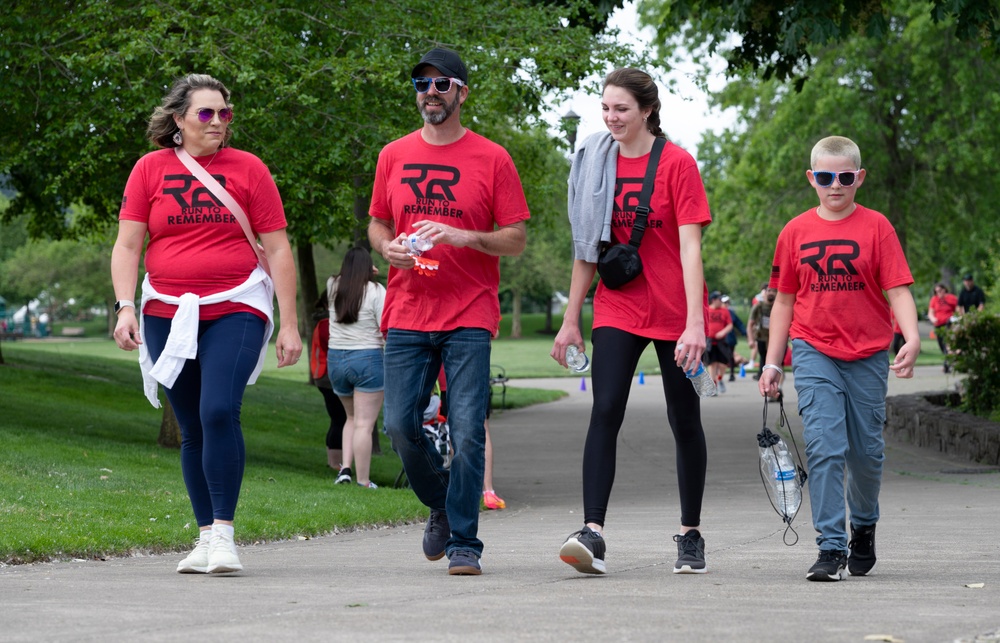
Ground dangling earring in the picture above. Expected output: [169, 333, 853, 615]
[173, 130, 183, 146]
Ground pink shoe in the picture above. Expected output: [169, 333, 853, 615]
[482, 490, 506, 510]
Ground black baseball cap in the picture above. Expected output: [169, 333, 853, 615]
[412, 47, 468, 85]
[709, 290, 722, 300]
[963, 273, 974, 280]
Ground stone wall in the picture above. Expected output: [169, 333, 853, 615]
[885, 392, 1000, 466]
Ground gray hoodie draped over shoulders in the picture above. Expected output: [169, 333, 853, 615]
[567, 131, 618, 263]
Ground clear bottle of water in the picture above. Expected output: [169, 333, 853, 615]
[404, 234, 434, 257]
[761, 443, 801, 519]
[565, 344, 591, 373]
[677, 343, 717, 397]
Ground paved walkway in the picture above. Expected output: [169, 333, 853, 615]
[2, 366, 998, 642]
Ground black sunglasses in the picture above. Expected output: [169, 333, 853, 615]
[813, 170, 858, 188]
[412, 76, 464, 94]
[189, 107, 234, 123]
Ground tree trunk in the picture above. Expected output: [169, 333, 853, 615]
[354, 175, 372, 250]
[543, 295, 554, 333]
[158, 398, 182, 449]
[297, 243, 319, 339]
[510, 288, 522, 338]
[106, 298, 116, 339]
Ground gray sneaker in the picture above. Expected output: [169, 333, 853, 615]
[448, 549, 482, 575]
[422, 510, 449, 561]
[673, 529, 707, 574]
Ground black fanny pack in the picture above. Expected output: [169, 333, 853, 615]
[596, 137, 665, 290]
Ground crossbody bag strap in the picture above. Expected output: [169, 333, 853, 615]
[627, 137, 666, 248]
[174, 147, 271, 275]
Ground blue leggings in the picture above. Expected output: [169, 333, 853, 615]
[143, 313, 266, 525]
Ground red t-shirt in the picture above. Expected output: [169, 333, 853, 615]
[593, 142, 712, 340]
[928, 293, 958, 327]
[769, 205, 913, 361]
[370, 130, 530, 336]
[120, 147, 286, 320]
[706, 305, 730, 340]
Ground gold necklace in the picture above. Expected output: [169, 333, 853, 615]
[204, 149, 220, 169]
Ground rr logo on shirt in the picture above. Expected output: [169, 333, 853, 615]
[401, 164, 460, 201]
[614, 178, 645, 213]
[163, 173, 226, 209]
[799, 240, 860, 276]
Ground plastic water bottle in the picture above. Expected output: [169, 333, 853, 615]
[677, 343, 717, 397]
[403, 234, 433, 257]
[761, 443, 801, 518]
[565, 345, 591, 373]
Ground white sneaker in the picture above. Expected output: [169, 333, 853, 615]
[207, 528, 243, 574]
[176, 532, 211, 573]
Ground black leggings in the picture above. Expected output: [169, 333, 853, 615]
[582, 327, 707, 528]
[319, 386, 347, 449]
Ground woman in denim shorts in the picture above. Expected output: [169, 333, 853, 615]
[326, 247, 387, 488]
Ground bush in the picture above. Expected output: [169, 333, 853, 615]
[943, 312, 1000, 418]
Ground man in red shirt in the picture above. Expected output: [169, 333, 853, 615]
[368, 48, 529, 576]
[705, 291, 733, 392]
[927, 282, 958, 372]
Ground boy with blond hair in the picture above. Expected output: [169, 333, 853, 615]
[758, 136, 920, 581]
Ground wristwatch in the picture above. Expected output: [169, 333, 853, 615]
[114, 300, 135, 314]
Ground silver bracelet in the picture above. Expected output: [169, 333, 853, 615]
[761, 364, 783, 375]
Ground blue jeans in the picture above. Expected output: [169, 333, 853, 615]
[791, 339, 887, 552]
[383, 328, 491, 557]
[143, 313, 266, 525]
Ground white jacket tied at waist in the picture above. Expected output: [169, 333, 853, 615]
[138, 266, 275, 408]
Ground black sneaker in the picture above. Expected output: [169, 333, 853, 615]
[807, 549, 848, 581]
[447, 549, 482, 575]
[848, 523, 877, 576]
[673, 530, 707, 574]
[335, 467, 352, 484]
[559, 526, 606, 574]
[422, 510, 449, 561]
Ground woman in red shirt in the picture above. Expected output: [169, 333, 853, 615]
[927, 282, 958, 371]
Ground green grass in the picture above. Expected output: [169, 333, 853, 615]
[0, 341, 563, 564]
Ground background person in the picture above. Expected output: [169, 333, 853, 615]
[111, 73, 301, 575]
[327, 247, 386, 489]
[552, 67, 712, 576]
[368, 47, 529, 576]
[706, 291, 734, 392]
[748, 286, 777, 379]
[927, 282, 958, 372]
[957, 273, 986, 315]
[722, 294, 746, 382]
[309, 293, 348, 474]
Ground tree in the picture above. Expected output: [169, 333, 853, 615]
[639, 0, 998, 85]
[685, 2, 1000, 295]
[1, 0, 636, 327]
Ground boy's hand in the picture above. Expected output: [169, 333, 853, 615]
[757, 366, 782, 398]
[889, 339, 921, 379]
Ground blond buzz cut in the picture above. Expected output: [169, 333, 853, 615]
[810, 136, 862, 169]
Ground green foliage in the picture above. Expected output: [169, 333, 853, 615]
[0, 0, 634, 246]
[638, 0, 998, 84]
[650, 1, 1000, 297]
[942, 312, 1000, 417]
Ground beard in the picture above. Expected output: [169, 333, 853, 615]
[419, 91, 461, 125]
